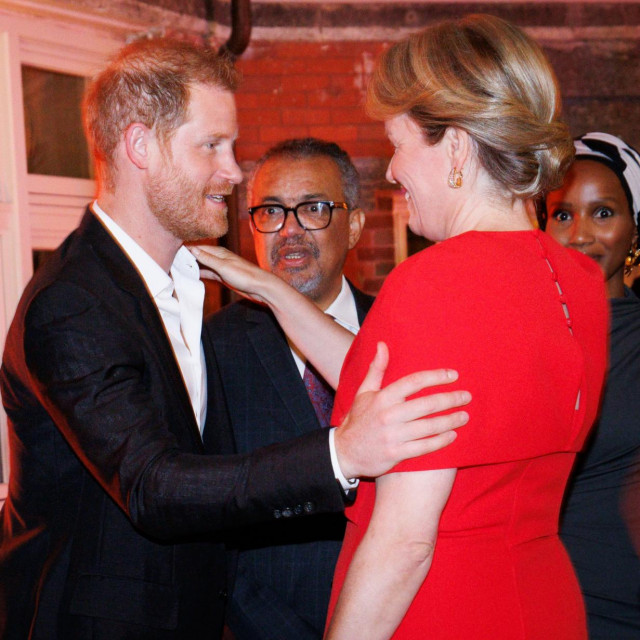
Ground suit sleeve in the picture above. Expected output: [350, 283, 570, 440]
[23, 281, 345, 540]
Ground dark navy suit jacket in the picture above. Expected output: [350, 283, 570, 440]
[0, 209, 346, 640]
[204, 283, 374, 640]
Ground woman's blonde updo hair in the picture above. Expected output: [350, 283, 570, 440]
[367, 14, 574, 198]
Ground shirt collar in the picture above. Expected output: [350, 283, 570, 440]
[326, 276, 359, 334]
[91, 200, 199, 298]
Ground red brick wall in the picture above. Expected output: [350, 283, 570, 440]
[234, 40, 392, 162]
[233, 40, 396, 296]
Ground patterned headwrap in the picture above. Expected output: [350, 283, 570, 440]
[573, 132, 640, 228]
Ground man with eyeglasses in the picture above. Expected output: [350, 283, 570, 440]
[204, 138, 374, 639]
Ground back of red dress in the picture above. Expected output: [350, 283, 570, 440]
[329, 230, 608, 639]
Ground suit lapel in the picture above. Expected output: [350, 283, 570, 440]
[347, 279, 375, 325]
[245, 285, 374, 434]
[81, 209, 203, 450]
[245, 305, 320, 434]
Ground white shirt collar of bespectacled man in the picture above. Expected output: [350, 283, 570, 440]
[289, 276, 359, 378]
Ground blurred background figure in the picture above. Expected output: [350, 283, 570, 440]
[542, 131, 640, 639]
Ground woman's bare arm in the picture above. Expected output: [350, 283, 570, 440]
[326, 467, 456, 639]
[191, 244, 351, 388]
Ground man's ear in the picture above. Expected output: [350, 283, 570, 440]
[124, 123, 154, 170]
[348, 208, 365, 249]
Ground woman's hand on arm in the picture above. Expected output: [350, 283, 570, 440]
[190, 244, 352, 387]
[326, 467, 456, 640]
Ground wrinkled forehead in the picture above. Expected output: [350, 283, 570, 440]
[251, 156, 345, 203]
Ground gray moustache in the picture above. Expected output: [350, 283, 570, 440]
[271, 242, 320, 263]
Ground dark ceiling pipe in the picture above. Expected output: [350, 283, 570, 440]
[210, 0, 252, 60]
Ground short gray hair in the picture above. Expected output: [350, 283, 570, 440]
[247, 137, 360, 208]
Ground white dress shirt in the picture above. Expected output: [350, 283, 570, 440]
[289, 276, 360, 376]
[92, 202, 207, 432]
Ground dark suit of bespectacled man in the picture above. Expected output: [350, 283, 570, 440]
[0, 39, 467, 640]
[205, 138, 374, 639]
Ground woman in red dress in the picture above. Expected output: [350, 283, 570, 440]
[194, 14, 608, 639]
[322, 15, 608, 639]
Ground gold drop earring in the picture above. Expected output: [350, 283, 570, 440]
[448, 167, 463, 189]
[625, 241, 640, 275]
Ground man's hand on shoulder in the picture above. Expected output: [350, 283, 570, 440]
[334, 342, 470, 480]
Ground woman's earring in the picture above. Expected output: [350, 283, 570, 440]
[624, 241, 640, 275]
[448, 167, 463, 189]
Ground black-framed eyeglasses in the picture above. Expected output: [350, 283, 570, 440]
[248, 200, 349, 233]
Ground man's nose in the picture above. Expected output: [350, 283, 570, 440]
[278, 210, 306, 236]
[219, 154, 243, 185]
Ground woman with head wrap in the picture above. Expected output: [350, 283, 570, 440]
[543, 132, 640, 638]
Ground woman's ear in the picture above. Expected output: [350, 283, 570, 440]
[444, 127, 471, 171]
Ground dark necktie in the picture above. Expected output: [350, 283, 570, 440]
[303, 361, 334, 427]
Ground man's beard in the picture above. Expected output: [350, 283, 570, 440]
[146, 161, 230, 242]
[269, 238, 324, 301]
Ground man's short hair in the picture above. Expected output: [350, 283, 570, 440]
[83, 38, 239, 187]
[248, 138, 360, 209]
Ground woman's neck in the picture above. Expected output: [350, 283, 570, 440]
[607, 275, 626, 299]
[447, 196, 534, 238]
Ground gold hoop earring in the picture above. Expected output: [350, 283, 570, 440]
[625, 242, 640, 275]
[448, 167, 463, 189]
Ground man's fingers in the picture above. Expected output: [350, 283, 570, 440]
[409, 389, 471, 419]
[400, 430, 459, 459]
[382, 390, 471, 426]
[382, 368, 461, 402]
[400, 410, 469, 442]
[355, 342, 389, 394]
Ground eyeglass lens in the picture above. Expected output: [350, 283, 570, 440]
[252, 201, 332, 232]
